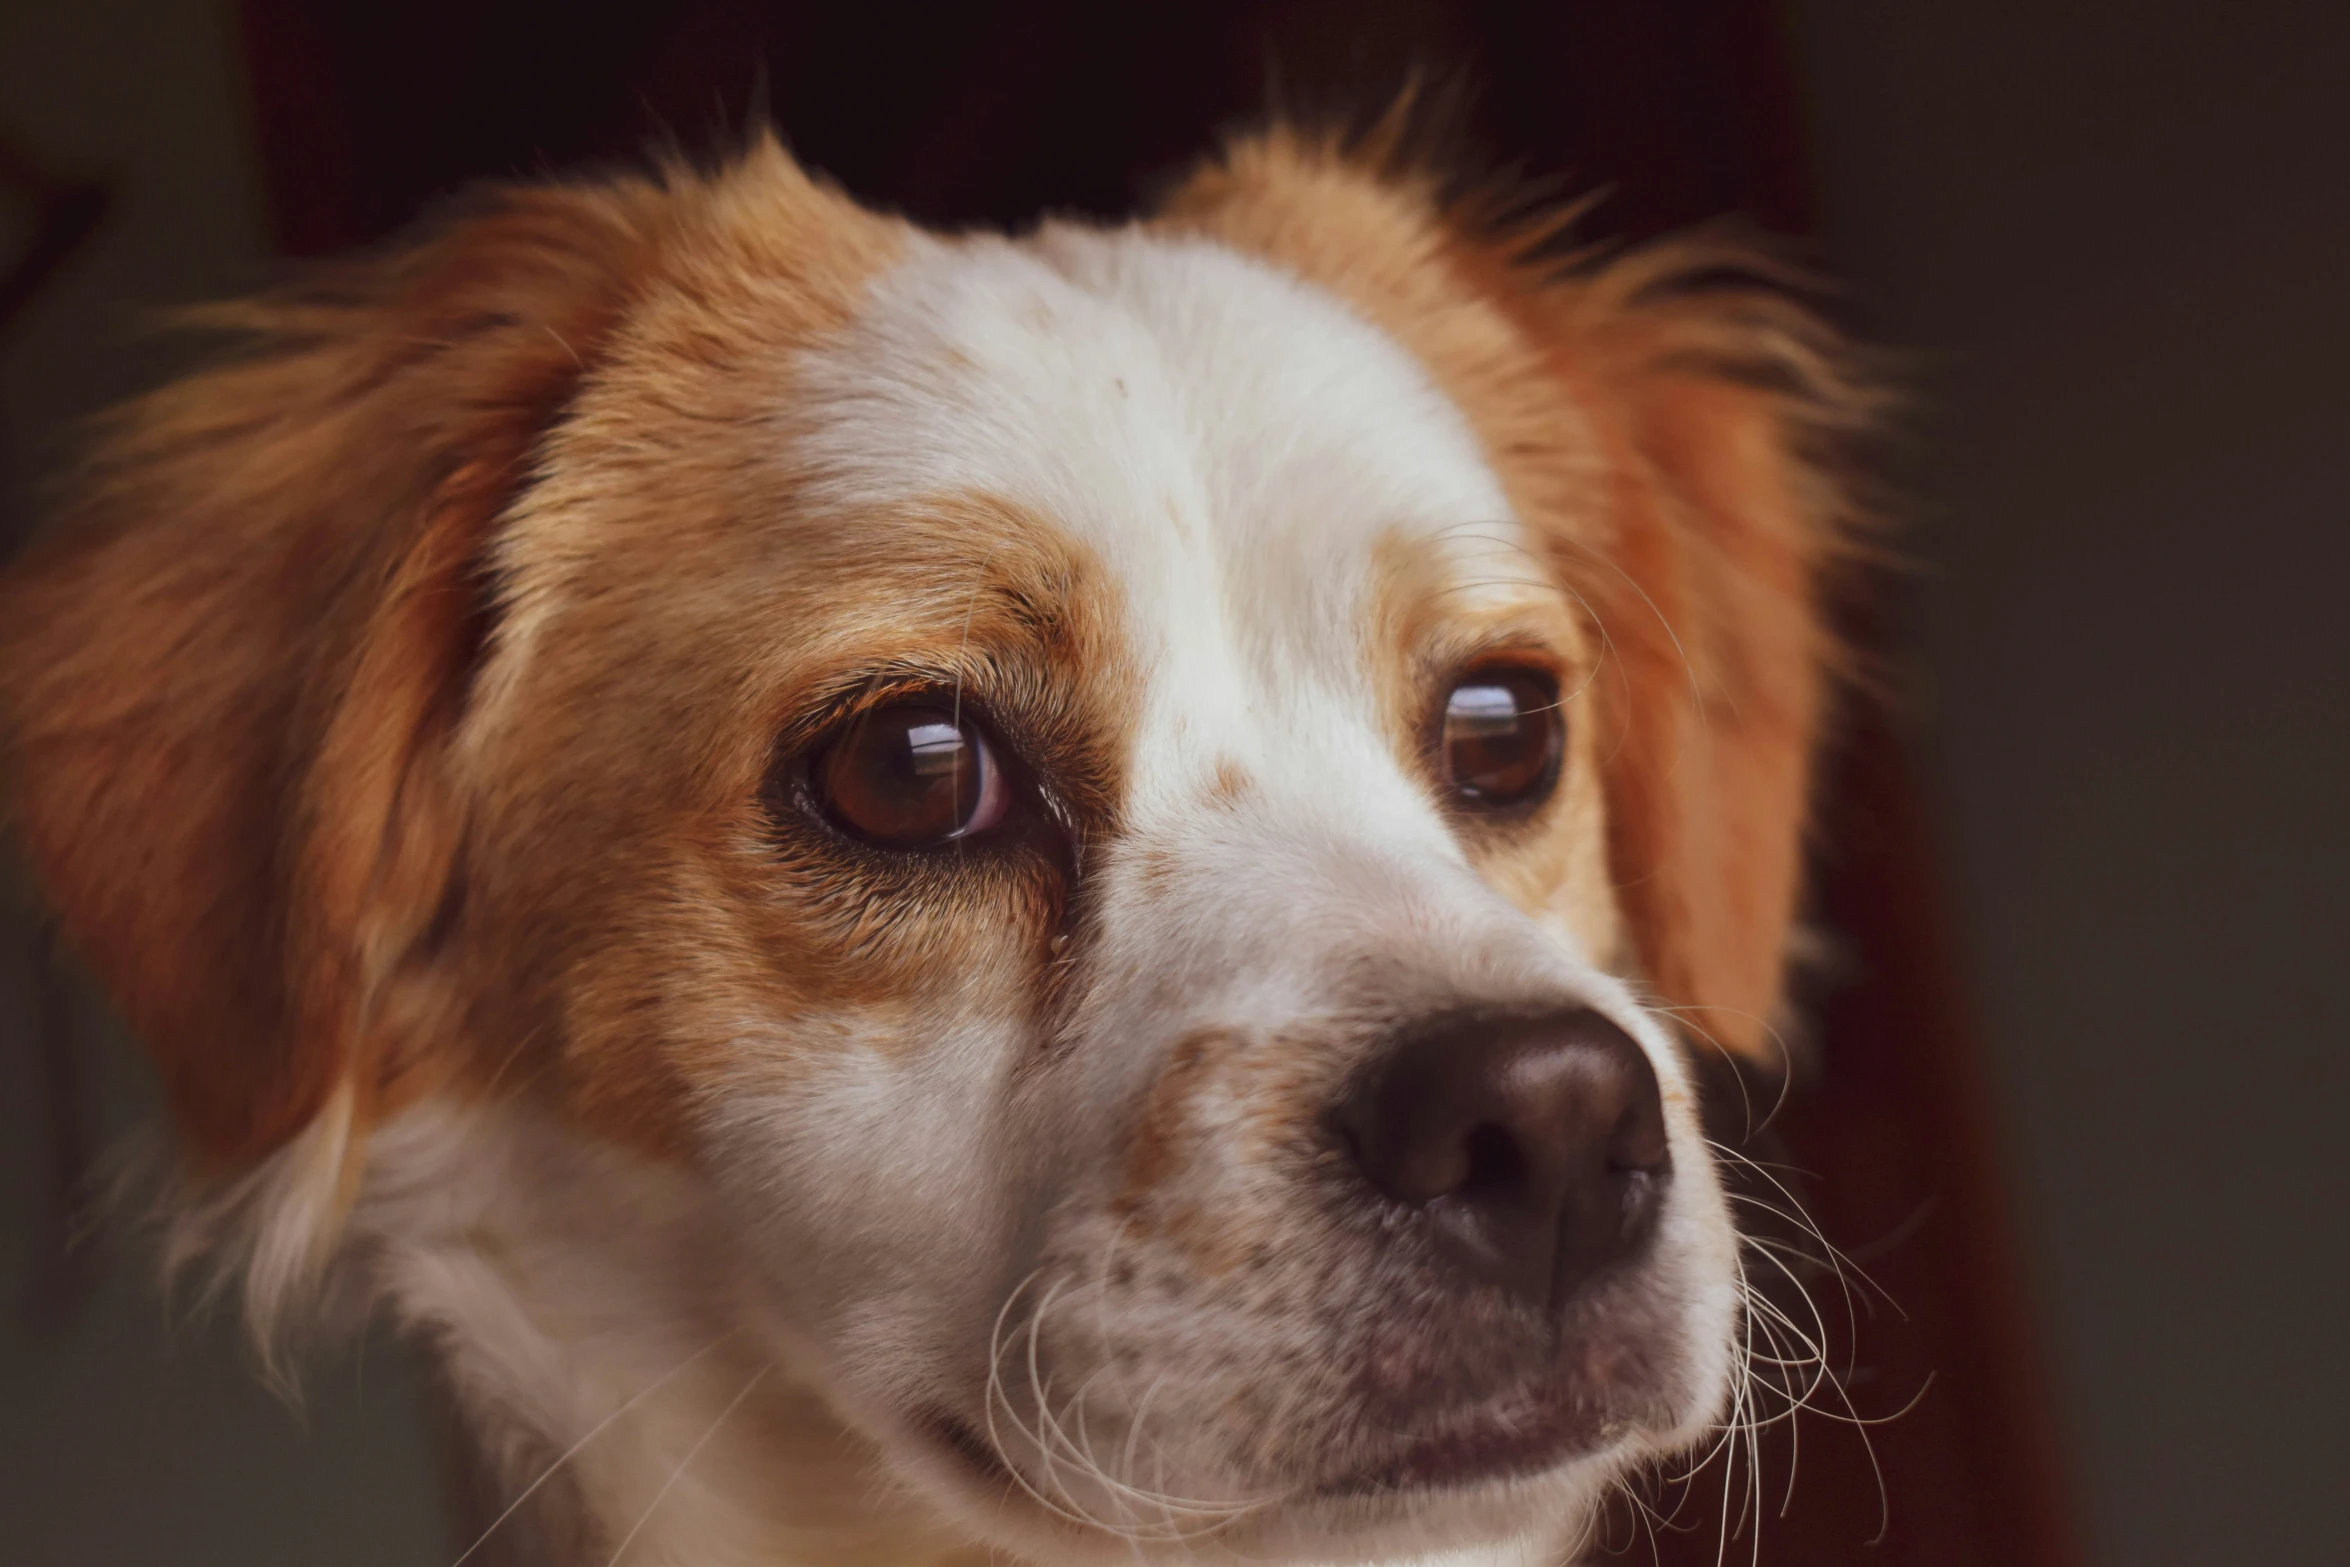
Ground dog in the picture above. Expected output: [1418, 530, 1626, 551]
[0, 125, 1867, 1566]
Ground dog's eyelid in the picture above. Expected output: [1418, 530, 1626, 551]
[775, 657, 1109, 797]
[1419, 633, 1571, 687]
[812, 665, 986, 727]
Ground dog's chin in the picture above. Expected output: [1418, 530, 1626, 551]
[1316, 1373, 1662, 1498]
[897, 1400, 1642, 1566]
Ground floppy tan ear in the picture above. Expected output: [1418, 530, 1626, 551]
[1163, 129, 1876, 1067]
[1521, 246, 1873, 1067]
[0, 175, 676, 1174]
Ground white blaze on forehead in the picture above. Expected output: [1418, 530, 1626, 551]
[792, 226, 1542, 825]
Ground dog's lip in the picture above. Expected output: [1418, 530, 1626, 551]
[917, 1384, 1630, 1509]
[1320, 1379, 1629, 1496]
[918, 1407, 1016, 1486]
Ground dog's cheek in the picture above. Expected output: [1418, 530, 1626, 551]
[691, 1013, 1035, 1389]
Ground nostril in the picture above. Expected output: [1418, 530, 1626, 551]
[1606, 1083, 1673, 1180]
[1458, 1122, 1526, 1199]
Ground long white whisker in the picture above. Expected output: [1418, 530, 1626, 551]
[978, 1274, 1260, 1544]
[448, 1333, 732, 1567]
[600, 1361, 772, 1566]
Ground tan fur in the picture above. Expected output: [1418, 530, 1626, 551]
[473, 470, 1137, 1154]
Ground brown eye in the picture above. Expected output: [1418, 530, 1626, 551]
[1440, 668, 1564, 810]
[814, 703, 1008, 847]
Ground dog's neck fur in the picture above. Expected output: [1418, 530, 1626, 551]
[325, 1103, 1558, 1567]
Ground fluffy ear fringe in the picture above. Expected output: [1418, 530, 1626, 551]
[3, 154, 742, 1361]
[10, 135, 886, 1362]
[151, 1080, 362, 1384]
[1533, 235, 1891, 1073]
[6, 173, 686, 1131]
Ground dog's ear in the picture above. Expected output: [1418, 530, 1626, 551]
[1516, 246, 1873, 1066]
[0, 175, 675, 1174]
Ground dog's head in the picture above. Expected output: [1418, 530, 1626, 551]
[0, 133, 1866, 1563]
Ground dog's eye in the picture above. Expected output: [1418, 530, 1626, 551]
[1440, 668, 1563, 810]
[814, 704, 1008, 847]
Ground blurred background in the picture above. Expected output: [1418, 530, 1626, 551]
[1, 2, 2342, 1564]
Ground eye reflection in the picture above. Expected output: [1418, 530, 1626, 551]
[905, 721, 967, 777]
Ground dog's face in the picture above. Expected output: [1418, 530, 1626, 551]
[1, 136, 1861, 1564]
[595, 223, 1732, 1555]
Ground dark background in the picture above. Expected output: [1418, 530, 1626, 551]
[2, 3, 2344, 1565]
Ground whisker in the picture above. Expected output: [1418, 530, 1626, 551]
[978, 1272, 1264, 1544]
[1725, 1146, 1924, 1548]
[1650, 1004, 1799, 1129]
[600, 1360, 773, 1566]
[448, 1332, 732, 1567]
[1544, 530, 1711, 718]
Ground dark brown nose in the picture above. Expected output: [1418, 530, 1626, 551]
[1326, 1008, 1672, 1309]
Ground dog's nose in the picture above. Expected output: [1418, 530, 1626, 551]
[1327, 1008, 1672, 1308]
